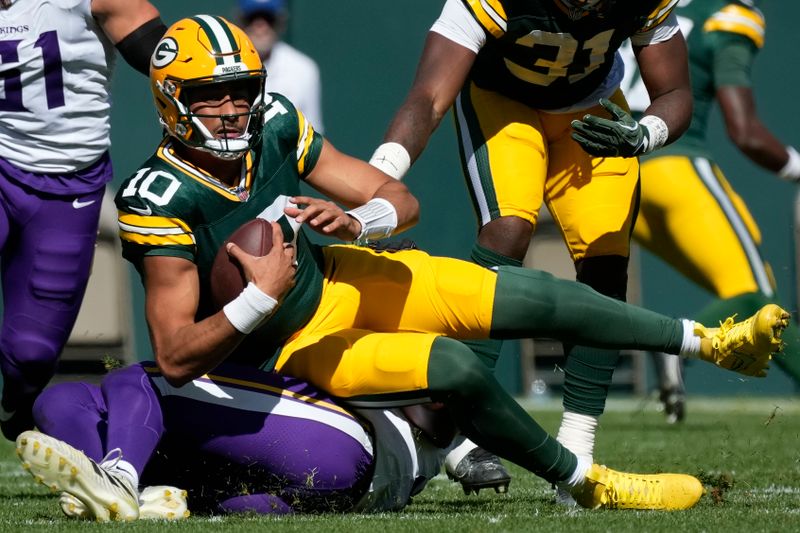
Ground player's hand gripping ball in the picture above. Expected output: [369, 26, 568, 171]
[210, 218, 273, 310]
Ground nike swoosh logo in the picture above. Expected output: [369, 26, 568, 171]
[72, 199, 96, 209]
[129, 205, 153, 216]
[618, 123, 639, 132]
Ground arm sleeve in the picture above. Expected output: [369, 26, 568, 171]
[115, 17, 167, 76]
[430, 0, 487, 53]
[631, 11, 680, 47]
[708, 32, 758, 88]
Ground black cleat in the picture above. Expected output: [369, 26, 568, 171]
[446, 447, 511, 495]
[659, 386, 686, 424]
[1, 396, 35, 441]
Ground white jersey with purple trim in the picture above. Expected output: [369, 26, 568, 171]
[0, 0, 115, 173]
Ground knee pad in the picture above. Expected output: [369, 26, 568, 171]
[575, 255, 629, 301]
[0, 333, 60, 389]
[32, 382, 99, 431]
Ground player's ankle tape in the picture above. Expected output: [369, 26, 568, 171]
[223, 282, 278, 334]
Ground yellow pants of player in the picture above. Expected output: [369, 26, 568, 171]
[275, 245, 498, 397]
[454, 82, 640, 260]
[633, 155, 775, 298]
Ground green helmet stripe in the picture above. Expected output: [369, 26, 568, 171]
[191, 15, 243, 65]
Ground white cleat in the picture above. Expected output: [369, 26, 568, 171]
[16, 431, 139, 522]
[61, 486, 189, 521]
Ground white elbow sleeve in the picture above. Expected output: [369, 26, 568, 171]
[779, 146, 800, 182]
[369, 142, 411, 180]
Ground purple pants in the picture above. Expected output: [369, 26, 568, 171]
[0, 155, 110, 414]
[33, 362, 374, 515]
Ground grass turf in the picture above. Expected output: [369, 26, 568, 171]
[1, 396, 799, 532]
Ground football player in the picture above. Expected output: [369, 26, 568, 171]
[620, 0, 800, 422]
[0, 0, 166, 441]
[367, 0, 694, 494]
[34, 14, 788, 518]
[18, 361, 444, 519]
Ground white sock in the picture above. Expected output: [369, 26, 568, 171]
[678, 319, 701, 358]
[559, 455, 592, 490]
[444, 435, 477, 472]
[105, 458, 139, 490]
[556, 411, 598, 464]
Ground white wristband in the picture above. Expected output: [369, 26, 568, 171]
[639, 115, 669, 153]
[346, 198, 398, 241]
[779, 146, 800, 182]
[369, 142, 411, 180]
[223, 282, 278, 334]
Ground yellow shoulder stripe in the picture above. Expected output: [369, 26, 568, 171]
[118, 212, 195, 247]
[704, 4, 765, 48]
[642, 0, 679, 31]
[296, 110, 315, 176]
[465, 0, 507, 39]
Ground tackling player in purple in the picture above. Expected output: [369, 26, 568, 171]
[0, 0, 166, 441]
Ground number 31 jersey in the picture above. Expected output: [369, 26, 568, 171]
[0, 0, 114, 173]
[461, 0, 677, 110]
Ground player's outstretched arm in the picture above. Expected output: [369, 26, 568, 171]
[91, 0, 165, 75]
[717, 86, 800, 181]
[371, 32, 476, 180]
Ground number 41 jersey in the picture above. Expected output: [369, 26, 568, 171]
[0, 0, 115, 173]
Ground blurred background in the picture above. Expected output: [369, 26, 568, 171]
[76, 0, 800, 399]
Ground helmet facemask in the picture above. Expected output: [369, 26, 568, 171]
[157, 72, 267, 160]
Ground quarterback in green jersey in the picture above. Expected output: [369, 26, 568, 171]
[111, 14, 791, 513]
[621, 0, 800, 422]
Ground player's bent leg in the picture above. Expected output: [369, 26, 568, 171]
[426, 338, 704, 510]
[32, 382, 107, 461]
[148, 361, 375, 513]
[427, 337, 577, 482]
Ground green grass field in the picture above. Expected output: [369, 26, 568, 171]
[1, 396, 799, 532]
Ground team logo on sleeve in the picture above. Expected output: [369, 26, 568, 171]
[152, 37, 178, 69]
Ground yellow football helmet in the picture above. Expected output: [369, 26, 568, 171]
[150, 15, 267, 159]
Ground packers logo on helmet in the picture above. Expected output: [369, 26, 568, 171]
[150, 15, 267, 160]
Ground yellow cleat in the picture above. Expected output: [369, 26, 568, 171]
[695, 304, 789, 377]
[572, 464, 704, 510]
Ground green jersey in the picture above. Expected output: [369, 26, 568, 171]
[623, 0, 765, 158]
[115, 93, 325, 369]
[462, 0, 677, 110]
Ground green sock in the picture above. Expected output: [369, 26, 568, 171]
[427, 337, 576, 483]
[695, 291, 800, 386]
[490, 266, 684, 355]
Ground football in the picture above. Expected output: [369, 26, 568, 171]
[209, 218, 273, 311]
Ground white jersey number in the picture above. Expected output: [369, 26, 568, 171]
[121, 167, 182, 207]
